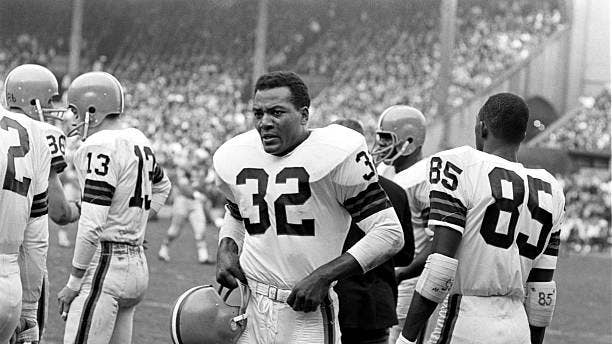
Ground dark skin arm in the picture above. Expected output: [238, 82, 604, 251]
[216, 238, 247, 289]
[396, 240, 433, 282]
[401, 225, 462, 341]
[287, 253, 362, 312]
[527, 268, 555, 344]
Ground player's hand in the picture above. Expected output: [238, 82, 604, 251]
[57, 286, 79, 321]
[10, 317, 39, 344]
[216, 239, 247, 289]
[287, 272, 332, 313]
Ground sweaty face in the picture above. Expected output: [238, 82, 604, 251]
[252, 87, 308, 156]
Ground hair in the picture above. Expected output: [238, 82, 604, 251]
[254, 71, 310, 109]
[478, 92, 529, 144]
[331, 118, 365, 135]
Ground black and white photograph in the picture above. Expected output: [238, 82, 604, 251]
[0, 0, 609, 343]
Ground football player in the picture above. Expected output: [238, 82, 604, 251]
[56, 72, 171, 344]
[396, 93, 565, 344]
[213, 71, 404, 344]
[4, 64, 82, 342]
[0, 106, 51, 343]
[158, 167, 215, 264]
[371, 105, 434, 344]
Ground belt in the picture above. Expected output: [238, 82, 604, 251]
[247, 279, 292, 303]
[100, 241, 143, 254]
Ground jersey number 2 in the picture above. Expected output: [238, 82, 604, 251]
[237, 167, 314, 236]
[480, 167, 554, 259]
[1, 118, 31, 197]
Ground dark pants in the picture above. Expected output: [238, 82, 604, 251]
[341, 328, 389, 344]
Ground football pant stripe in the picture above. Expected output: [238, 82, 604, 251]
[226, 200, 243, 220]
[75, 242, 112, 344]
[31, 190, 48, 218]
[51, 156, 68, 174]
[320, 294, 334, 344]
[428, 210, 466, 228]
[435, 294, 461, 344]
[429, 191, 467, 212]
[543, 231, 560, 257]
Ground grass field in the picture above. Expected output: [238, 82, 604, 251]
[41, 217, 611, 344]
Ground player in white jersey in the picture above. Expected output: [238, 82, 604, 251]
[158, 168, 215, 264]
[56, 72, 171, 344]
[396, 93, 565, 344]
[0, 108, 51, 343]
[4, 64, 82, 342]
[213, 71, 403, 344]
[371, 105, 435, 344]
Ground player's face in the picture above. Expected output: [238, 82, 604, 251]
[252, 87, 307, 156]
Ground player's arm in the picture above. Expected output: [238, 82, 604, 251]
[68, 147, 118, 291]
[215, 196, 248, 288]
[398, 155, 467, 344]
[288, 146, 404, 312]
[396, 238, 432, 282]
[149, 162, 171, 219]
[48, 169, 80, 225]
[19, 129, 52, 332]
[525, 188, 565, 344]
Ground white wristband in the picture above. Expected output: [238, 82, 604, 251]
[396, 334, 416, 344]
[67, 275, 83, 292]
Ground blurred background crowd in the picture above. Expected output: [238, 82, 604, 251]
[0, 0, 609, 252]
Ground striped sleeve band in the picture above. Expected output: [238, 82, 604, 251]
[31, 190, 48, 218]
[226, 200, 243, 220]
[543, 231, 560, 257]
[82, 179, 116, 206]
[343, 182, 392, 223]
[428, 190, 467, 232]
[152, 164, 165, 184]
[51, 156, 68, 174]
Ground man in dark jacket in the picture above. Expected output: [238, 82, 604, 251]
[332, 119, 415, 344]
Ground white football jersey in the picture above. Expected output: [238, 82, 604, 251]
[427, 146, 565, 298]
[214, 125, 397, 289]
[0, 109, 51, 254]
[39, 121, 68, 174]
[71, 128, 170, 269]
[389, 158, 432, 255]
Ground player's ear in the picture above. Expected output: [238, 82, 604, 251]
[479, 120, 488, 139]
[299, 106, 309, 125]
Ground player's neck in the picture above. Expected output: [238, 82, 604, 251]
[89, 118, 124, 136]
[393, 151, 422, 173]
[483, 142, 519, 162]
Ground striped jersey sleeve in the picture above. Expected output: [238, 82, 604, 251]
[427, 155, 469, 234]
[533, 180, 566, 270]
[77, 144, 119, 208]
[333, 144, 392, 223]
[44, 125, 68, 174]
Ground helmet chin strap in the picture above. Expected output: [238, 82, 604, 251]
[82, 112, 90, 141]
[34, 99, 45, 122]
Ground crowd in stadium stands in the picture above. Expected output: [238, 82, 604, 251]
[540, 87, 611, 153]
[3, 0, 610, 249]
[559, 171, 611, 254]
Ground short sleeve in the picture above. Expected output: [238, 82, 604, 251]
[45, 128, 68, 174]
[427, 154, 469, 234]
[78, 145, 119, 207]
[30, 125, 51, 219]
[332, 140, 392, 223]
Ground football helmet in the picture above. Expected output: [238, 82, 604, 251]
[66, 72, 124, 141]
[371, 105, 426, 165]
[170, 283, 250, 344]
[4, 64, 67, 122]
